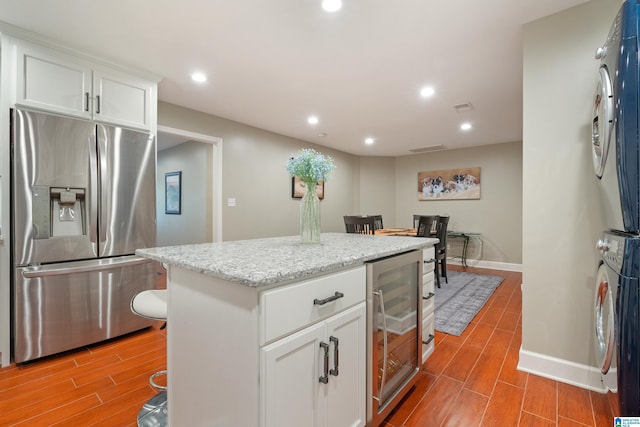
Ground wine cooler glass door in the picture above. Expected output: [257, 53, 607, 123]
[368, 249, 422, 426]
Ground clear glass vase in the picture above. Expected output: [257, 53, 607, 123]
[300, 180, 321, 244]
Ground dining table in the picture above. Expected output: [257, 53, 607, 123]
[376, 227, 480, 267]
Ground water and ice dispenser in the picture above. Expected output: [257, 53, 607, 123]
[32, 185, 86, 239]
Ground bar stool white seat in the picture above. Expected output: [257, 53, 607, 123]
[131, 289, 168, 427]
[131, 289, 167, 322]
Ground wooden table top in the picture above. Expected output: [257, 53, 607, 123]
[375, 228, 418, 236]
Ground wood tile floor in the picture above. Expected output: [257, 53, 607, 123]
[0, 265, 619, 426]
[382, 265, 619, 427]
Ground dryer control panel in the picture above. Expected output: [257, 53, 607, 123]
[597, 232, 624, 273]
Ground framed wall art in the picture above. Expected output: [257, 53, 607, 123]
[417, 167, 481, 200]
[165, 171, 182, 214]
[291, 177, 325, 199]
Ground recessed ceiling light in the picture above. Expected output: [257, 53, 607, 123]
[191, 72, 207, 83]
[307, 116, 319, 125]
[460, 122, 472, 131]
[365, 137, 375, 145]
[322, 0, 342, 12]
[420, 86, 435, 98]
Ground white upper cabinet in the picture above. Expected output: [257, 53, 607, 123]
[93, 69, 153, 130]
[16, 41, 91, 116]
[14, 39, 155, 131]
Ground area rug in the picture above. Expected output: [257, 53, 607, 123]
[434, 270, 504, 336]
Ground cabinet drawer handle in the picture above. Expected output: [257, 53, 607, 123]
[314, 291, 344, 306]
[423, 292, 435, 300]
[84, 92, 90, 112]
[424, 258, 435, 265]
[319, 341, 329, 384]
[423, 334, 435, 345]
[330, 336, 339, 376]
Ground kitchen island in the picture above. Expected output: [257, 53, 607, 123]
[137, 232, 436, 427]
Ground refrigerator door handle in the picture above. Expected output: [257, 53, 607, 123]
[89, 132, 99, 246]
[21, 256, 151, 278]
[96, 125, 108, 245]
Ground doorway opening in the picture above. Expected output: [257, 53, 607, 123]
[156, 125, 222, 246]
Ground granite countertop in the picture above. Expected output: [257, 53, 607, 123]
[136, 232, 437, 287]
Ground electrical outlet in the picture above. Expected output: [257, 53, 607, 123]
[227, 198, 236, 207]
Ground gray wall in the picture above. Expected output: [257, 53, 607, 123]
[394, 142, 523, 264]
[158, 102, 359, 241]
[354, 156, 396, 227]
[522, 0, 618, 367]
[157, 141, 212, 246]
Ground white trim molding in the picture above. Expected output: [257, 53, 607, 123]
[448, 258, 522, 272]
[518, 347, 613, 393]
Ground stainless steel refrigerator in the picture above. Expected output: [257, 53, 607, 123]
[11, 108, 157, 363]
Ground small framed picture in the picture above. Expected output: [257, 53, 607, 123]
[165, 171, 182, 214]
[291, 177, 324, 199]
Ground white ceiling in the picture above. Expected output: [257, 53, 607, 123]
[0, 0, 589, 156]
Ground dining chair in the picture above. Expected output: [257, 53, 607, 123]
[415, 215, 439, 237]
[414, 215, 438, 235]
[344, 215, 376, 234]
[413, 214, 437, 232]
[435, 215, 450, 285]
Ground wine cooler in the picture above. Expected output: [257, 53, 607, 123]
[366, 250, 423, 427]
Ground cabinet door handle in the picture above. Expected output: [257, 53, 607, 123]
[423, 334, 435, 345]
[319, 341, 329, 384]
[314, 291, 344, 306]
[330, 336, 339, 376]
[96, 95, 101, 114]
[84, 92, 90, 112]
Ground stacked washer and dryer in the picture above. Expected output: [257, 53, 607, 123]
[592, 0, 640, 416]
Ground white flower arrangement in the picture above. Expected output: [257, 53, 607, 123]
[286, 148, 335, 184]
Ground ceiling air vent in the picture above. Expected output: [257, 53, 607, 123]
[453, 102, 473, 112]
[409, 145, 446, 154]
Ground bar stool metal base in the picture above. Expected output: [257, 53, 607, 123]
[137, 390, 167, 427]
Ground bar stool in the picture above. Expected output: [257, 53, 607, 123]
[130, 289, 168, 427]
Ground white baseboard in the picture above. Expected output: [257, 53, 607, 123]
[518, 348, 613, 393]
[448, 258, 522, 272]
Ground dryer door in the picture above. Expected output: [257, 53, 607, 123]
[592, 66, 614, 178]
[594, 261, 616, 376]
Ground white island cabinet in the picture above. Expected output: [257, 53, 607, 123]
[260, 268, 366, 427]
[137, 233, 436, 427]
[422, 246, 436, 362]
